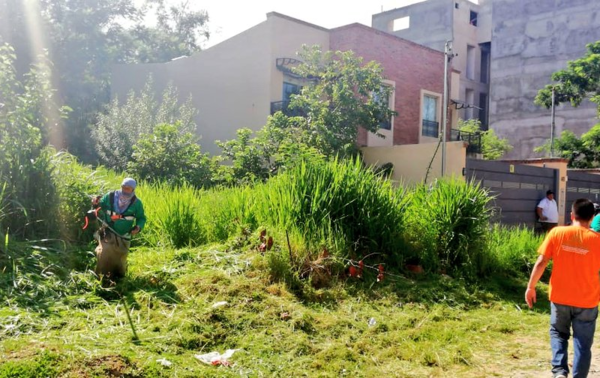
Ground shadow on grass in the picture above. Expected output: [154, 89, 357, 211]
[0, 243, 96, 314]
[331, 268, 552, 315]
[93, 273, 180, 307]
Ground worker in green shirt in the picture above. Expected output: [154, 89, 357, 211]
[92, 178, 146, 279]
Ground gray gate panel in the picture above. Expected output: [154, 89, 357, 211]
[466, 159, 558, 227]
[564, 171, 600, 224]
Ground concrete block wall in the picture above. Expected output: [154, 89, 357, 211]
[489, 0, 600, 159]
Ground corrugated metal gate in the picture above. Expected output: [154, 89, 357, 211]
[564, 171, 600, 224]
[465, 159, 559, 227]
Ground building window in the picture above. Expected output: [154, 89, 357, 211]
[422, 95, 439, 138]
[373, 86, 393, 130]
[282, 82, 301, 102]
[480, 47, 490, 84]
[455, 3, 460, 9]
[392, 16, 410, 32]
[470, 10, 478, 26]
[466, 45, 475, 80]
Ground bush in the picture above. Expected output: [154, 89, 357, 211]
[93, 79, 197, 171]
[128, 123, 213, 188]
[404, 179, 494, 278]
[0, 45, 66, 240]
[50, 151, 114, 242]
[254, 158, 408, 264]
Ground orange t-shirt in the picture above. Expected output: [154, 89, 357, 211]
[539, 226, 600, 308]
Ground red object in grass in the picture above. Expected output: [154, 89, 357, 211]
[406, 264, 424, 274]
[358, 260, 364, 278]
[348, 265, 358, 278]
[267, 236, 274, 251]
[377, 264, 385, 282]
[259, 229, 267, 242]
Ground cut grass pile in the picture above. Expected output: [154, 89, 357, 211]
[0, 237, 553, 378]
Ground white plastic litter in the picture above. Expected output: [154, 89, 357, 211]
[211, 301, 229, 309]
[368, 317, 377, 327]
[195, 349, 240, 366]
[156, 358, 172, 367]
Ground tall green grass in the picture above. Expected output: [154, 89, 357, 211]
[0, 148, 58, 239]
[135, 183, 258, 248]
[134, 159, 501, 278]
[404, 178, 494, 277]
[50, 152, 118, 242]
[255, 158, 408, 261]
[4, 150, 534, 280]
[487, 225, 543, 275]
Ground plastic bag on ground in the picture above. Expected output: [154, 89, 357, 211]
[195, 349, 240, 366]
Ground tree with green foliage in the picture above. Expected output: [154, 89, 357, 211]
[0, 0, 209, 161]
[289, 45, 397, 157]
[535, 41, 600, 167]
[535, 41, 600, 112]
[92, 78, 197, 171]
[215, 113, 326, 185]
[534, 127, 600, 168]
[128, 122, 212, 188]
[215, 46, 395, 183]
[458, 119, 512, 160]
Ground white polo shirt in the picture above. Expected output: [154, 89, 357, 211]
[538, 197, 559, 223]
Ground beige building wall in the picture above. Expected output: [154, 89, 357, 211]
[111, 13, 329, 156]
[361, 141, 467, 185]
[267, 13, 329, 104]
[452, 0, 489, 124]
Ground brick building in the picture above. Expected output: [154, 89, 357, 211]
[330, 24, 444, 147]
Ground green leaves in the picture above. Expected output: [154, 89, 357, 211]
[458, 119, 512, 160]
[289, 46, 396, 157]
[128, 122, 212, 188]
[535, 41, 600, 111]
[213, 45, 397, 184]
[534, 124, 600, 168]
[93, 79, 197, 171]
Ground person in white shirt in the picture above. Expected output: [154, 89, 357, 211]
[537, 190, 559, 232]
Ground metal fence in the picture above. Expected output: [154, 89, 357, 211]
[465, 159, 559, 227]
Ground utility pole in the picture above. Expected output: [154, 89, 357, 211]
[441, 40, 453, 176]
[550, 86, 556, 158]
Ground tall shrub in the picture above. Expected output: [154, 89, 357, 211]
[93, 79, 197, 170]
[405, 179, 494, 277]
[255, 158, 408, 262]
[128, 122, 213, 188]
[0, 44, 67, 239]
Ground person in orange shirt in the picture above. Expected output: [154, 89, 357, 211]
[526, 198, 600, 378]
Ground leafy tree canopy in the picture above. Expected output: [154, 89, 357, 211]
[458, 119, 512, 160]
[535, 41, 600, 167]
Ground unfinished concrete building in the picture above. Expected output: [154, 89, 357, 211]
[373, 0, 600, 159]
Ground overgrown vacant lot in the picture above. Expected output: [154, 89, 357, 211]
[0, 241, 563, 378]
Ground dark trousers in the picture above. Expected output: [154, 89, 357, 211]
[541, 222, 558, 232]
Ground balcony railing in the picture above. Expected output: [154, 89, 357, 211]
[270, 101, 306, 117]
[450, 129, 482, 154]
[422, 120, 439, 138]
